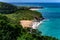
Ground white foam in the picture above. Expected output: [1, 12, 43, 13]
[30, 9, 39, 10]
[32, 20, 44, 29]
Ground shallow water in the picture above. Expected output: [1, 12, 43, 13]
[37, 8, 60, 39]
[11, 3, 60, 39]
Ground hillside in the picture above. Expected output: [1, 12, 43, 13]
[3, 10, 43, 21]
[0, 15, 58, 40]
[0, 2, 58, 40]
[0, 2, 17, 13]
[0, 2, 43, 23]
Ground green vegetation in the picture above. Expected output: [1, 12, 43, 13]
[3, 10, 42, 22]
[0, 2, 17, 13]
[0, 15, 22, 40]
[0, 2, 58, 40]
[0, 2, 43, 21]
[0, 15, 58, 40]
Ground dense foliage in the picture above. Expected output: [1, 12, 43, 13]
[3, 10, 43, 22]
[0, 15, 58, 40]
[0, 15, 23, 40]
[0, 2, 58, 40]
[17, 7, 30, 10]
[0, 2, 43, 20]
[0, 2, 17, 13]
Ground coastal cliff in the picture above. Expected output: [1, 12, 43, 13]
[0, 2, 58, 40]
[0, 2, 44, 29]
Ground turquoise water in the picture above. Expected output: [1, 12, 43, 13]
[11, 3, 60, 39]
[37, 8, 60, 39]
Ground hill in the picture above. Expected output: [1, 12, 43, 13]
[0, 2, 43, 22]
[0, 2, 58, 40]
[0, 2, 17, 13]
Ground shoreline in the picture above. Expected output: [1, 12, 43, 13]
[31, 19, 44, 29]
[20, 9, 44, 29]
[30, 9, 40, 10]
[30, 9, 44, 29]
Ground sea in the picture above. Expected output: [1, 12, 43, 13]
[11, 3, 60, 39]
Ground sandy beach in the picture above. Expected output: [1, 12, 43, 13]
[20, 20, 44, 29]
[30, 9, 39, 10]
[20, 9, 43, 29]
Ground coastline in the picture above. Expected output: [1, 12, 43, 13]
[30, 9, 40, 10]
[30, 9, 44, 29]
[31, 19, 44, 29]
[20, 9, 44, 29]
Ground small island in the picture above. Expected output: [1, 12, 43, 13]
[0, 2, 58, 40]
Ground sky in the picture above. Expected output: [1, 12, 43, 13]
[0, 0, 60, 3]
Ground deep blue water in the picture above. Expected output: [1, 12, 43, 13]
[11, 3, 60, 39]
[11, 3, 60, 8]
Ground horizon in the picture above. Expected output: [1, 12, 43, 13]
[1, 0, 60, 3]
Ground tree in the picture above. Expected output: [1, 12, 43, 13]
[0, 2, 17, 14]
[0, 15, 23, 40]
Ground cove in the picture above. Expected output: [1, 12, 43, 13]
[37, 8, 60, 39]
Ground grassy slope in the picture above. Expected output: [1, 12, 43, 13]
[0, 2, 43, 22]
[2, 10, 43, 22]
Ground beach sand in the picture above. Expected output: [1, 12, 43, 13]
[20, 20, 33, 28]
[30, 9, 39, 10]
[20, 20, 44, 29]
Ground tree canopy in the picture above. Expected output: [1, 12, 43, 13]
[0, 2, 17, 13]
[0, 15, 58, 40]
